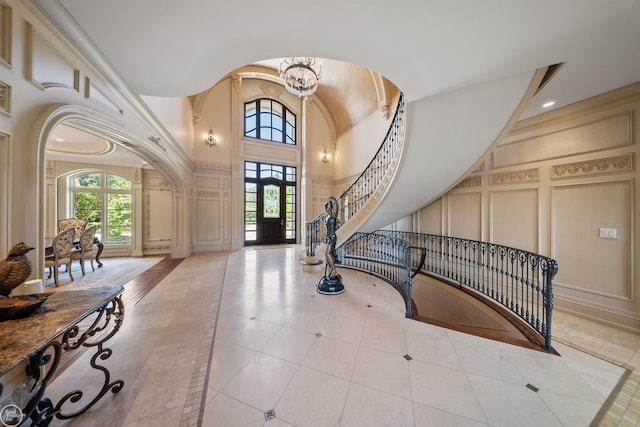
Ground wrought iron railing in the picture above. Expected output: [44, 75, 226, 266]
[305, 93, 406, 256]
[338, 232, 414, 318]
[375, 230, 558, 351]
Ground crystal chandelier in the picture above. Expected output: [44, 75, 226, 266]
[279, 57, 322, 97]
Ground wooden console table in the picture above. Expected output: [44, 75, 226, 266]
[0, 285, 124, 426]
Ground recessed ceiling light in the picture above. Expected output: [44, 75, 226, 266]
[55, 138, 64, 141]
[542, 101, 555, 108]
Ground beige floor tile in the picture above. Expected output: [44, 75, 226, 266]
[351, 346, 412, 399]
[274, 366, 350, 427]
[340, 382, 414, 427]
[301, 336, 359, 380]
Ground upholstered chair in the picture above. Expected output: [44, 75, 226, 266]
[44, 227, 75, 286]
[58, 218, 87, 241]
[70, 226, 97, 276]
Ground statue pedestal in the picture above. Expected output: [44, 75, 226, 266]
[316, 274, 345, 295]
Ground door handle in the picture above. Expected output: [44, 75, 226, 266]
[280, 219, 284, 226]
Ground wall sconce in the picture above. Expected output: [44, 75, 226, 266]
[204, 129, 216, 147]
[321, 149, 329, 164]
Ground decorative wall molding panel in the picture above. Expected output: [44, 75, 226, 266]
[260, 83, 283, 99]
[493, 111, 632, 168]
[0, 80, 10, 116]
[25, 23, 80, 91]
[551, 180, 632, 300]
[489, 188, 539, 253]
[243, 140, 299, 164]
[0, 132, 10, 256]
[551, 153, 634, 179]
[0, 3, 12, 67]
[446, 192, 482, 241]
[194, 161, 232, 171]
[489, 168, 540, 185]
[84, 78, 123, 115]
[455, 176, 482, 188]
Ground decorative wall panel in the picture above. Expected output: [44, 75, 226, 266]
[0, 132, 9, 255]
[243, 140, 298, 164]
[0, 3, 11, 67]
[447, 192, 482, 241]
[26, 23, 79, 91]
[193, 170, 231, 251]
[493, 112, 632, 168]
[551, 154, 633, 179]
[552, 180, 632, 300]
[490, 168, 540, 185]
[455, 176, 481, 188]
[490, 189, 539, 252]
[196, 200, 220, 241]
[418, 198, 442, 235]
[84, 78, 122, 114]
[0, 80, 9, 116]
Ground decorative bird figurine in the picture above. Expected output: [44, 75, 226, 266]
[0, 242, 35, 296]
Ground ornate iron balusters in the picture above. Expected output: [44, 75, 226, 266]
[371, 230, 558, 352]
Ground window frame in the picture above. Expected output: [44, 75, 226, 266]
[68, 170, 132, 245]
[244, 98, 296, 145]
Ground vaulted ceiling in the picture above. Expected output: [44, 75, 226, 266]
[34, 0, 640, 165]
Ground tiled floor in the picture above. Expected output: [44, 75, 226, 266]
[43, 246, 640, 426]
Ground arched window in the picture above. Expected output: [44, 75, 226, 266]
[69, 171, 132, 244]
[244, 98, 296, 144]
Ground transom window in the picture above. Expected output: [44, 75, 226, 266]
[69, 171, 132, 244]
[244, 98, 296, 144]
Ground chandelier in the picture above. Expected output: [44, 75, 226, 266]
[279, 57, 322, 97]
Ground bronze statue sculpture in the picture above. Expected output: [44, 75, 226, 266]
[317, 197, 345, 295]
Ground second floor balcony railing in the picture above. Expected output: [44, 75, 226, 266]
[375, 230, 558, 352]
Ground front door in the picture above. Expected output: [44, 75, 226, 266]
[244, 161, 296, 245]
[259, 182, 286, 244]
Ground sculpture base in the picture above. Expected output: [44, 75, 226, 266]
[316, 274, 345, 295]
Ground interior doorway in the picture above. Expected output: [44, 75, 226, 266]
[244, 161, 296, 245]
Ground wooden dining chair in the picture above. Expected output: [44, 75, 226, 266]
[44, 227, 76, 286]
[70, 226, 97, 276]
[58, 218, 87, 241]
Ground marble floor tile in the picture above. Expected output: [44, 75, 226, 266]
[319, 314, 365, 345]
[408, 359, 487, 423]
[220, 352, 298, 411]
[467, 373, 563, 427]
[201, 392, 265, 427]
[302, 336, 359, 380]
[405, 327, 462, 370]
[42, 248, 639, 427]
[412, 402, 490, 427]
[340, 383, 414, 427]
[260, 326, 317, 364]
[538, 389, 604, 427]
[274, 366, 350, 427]
[351, 346, 412, 400]
[360, 321, 407, 355]
[225, 318, 282, 351]
[207, 340, 256, 391]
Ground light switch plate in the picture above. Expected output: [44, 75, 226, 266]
[599, 228, 617, 239]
